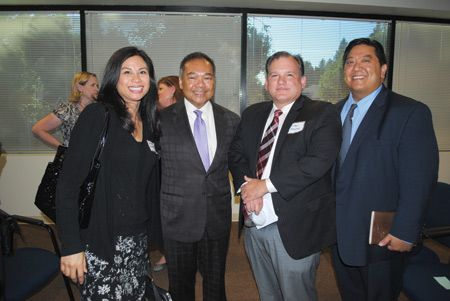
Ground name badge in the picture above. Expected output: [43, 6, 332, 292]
[147, 140, 158, 154]
[288, 121, 305, 134]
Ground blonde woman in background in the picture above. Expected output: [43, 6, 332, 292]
[32, 71, 99, 147]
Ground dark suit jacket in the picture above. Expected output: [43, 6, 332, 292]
[159, 100, 240, 243]
[229, 95, 342, 260]
[334, 85, 439, 266]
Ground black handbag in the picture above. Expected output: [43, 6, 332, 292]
[78, 107, 110, 229]
[0, 209, 21, 257]
[145, 269, 172, 301]
[34, 145, 68, 223]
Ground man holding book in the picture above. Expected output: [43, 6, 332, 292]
[333, 38, 439, 300]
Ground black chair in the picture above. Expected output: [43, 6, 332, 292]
[402, 182, 450, 300]
[423, 182, 450, 248]
[0, 210, 74, 301]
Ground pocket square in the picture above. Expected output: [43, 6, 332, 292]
[288, 121, 305, 134]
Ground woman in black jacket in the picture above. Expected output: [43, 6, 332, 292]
[56, 46, 162, 300]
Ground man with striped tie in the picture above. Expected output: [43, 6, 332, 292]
[229, 51, 342, 300]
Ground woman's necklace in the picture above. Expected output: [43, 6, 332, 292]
[77, 102, 85, 111]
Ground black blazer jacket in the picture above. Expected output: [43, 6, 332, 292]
[229, 95, 342, 260]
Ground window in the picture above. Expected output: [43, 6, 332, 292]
[246, 15, 391, 106]
[85, 12, 242, 114]
[2, 10, 449, 153]
[0, 12, 81, 153]
[393, 21, 450, 149]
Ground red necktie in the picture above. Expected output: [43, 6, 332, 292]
[242, 109, 283, 227]
[256, 109, 283, 179]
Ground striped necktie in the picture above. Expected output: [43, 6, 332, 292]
[256, 109, 283, 179]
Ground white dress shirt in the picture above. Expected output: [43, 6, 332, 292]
[253, 101, 295, 229]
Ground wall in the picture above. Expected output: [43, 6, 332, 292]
[3, 0, 449, 19]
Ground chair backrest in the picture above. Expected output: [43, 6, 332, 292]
[0, 209, 20, 258]
[425, 182, 450, 247]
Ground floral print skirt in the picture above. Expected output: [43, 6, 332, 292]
[80, 232, 149, 301]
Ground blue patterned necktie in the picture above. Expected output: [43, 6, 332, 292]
[194, 110, 210, 171]
[339, 104, 357, 167]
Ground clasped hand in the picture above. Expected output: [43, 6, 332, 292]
[241, 176, 269, 215]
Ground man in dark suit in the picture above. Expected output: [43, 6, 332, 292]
[332, 38, 439, 300]
[159, 52, 240, 300]
[229, 51, 341, 300]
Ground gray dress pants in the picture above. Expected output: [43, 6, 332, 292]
[244, 223, 320, 301]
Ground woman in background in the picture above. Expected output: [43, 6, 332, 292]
[56, 47, 162, 300]
[157, 75, 184, 109]
[32, 72, 99, 147]
[152, 75, 183, 273]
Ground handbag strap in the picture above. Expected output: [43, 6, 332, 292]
[146, 268, 163, 301]
[90, 105, 110, 168]
[151, 278, 163, 301]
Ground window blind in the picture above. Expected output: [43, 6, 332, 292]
[85, 12, 242, 114]
[393, 21, 450, 150]
[0, 12, 81, 153]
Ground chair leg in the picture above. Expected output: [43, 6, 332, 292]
[43, 224, 75, 301]
[10, 215, 75, 300]
[61, 274, 75, 301]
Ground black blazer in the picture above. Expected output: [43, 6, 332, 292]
[229, 95, 342, 260]
[57, 103, 162, 259]
[159, 100, 240, 243]
[334, 85, 439, 266]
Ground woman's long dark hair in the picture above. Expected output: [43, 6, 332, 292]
[98, 46, 161, 141]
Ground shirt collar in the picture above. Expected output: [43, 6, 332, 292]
[184, 98, 213, 118]
[272, 100, 295, 117]
[345, 84, 383, 113]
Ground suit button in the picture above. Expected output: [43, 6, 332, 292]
[202, 193, 206, 198]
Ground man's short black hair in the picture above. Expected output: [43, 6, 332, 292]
[343, 38, 387, 68]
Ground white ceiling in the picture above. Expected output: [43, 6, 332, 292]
[1, 0, 450, 20]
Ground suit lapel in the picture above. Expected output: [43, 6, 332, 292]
[273, 96, 304, 161]
[209, 102, 226, 172]
[172, 101, 205, 169]
[250, 102, 273, 175]
[343, 86, 389, 167]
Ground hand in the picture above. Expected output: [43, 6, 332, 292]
[241, 176, 269, 202]
[379, 234, 414, 252]
[244, 197, 264, 215]
[61, 252, 87, 284]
